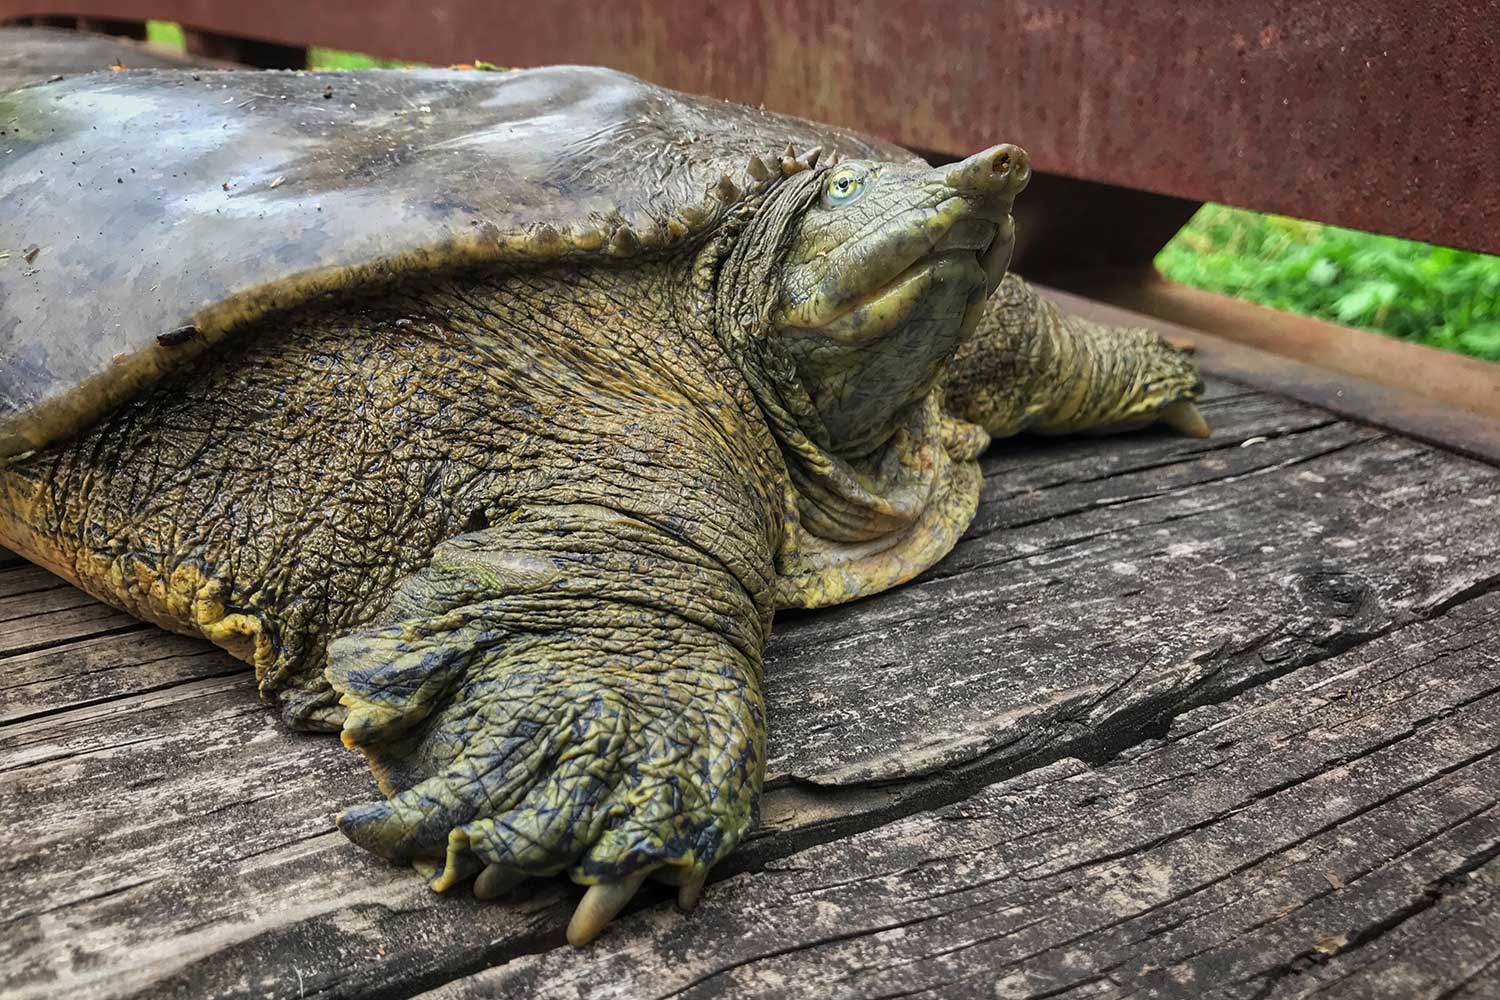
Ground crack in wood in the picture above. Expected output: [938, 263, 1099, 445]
[1240, 838, 1500, 1000]
[3, 382, 1498, 999]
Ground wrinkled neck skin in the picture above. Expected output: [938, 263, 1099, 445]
[709, 175, 990, 610]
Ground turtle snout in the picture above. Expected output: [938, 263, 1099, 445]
[945, 144, 1031, 196]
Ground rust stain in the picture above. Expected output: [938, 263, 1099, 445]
[6, 0, 1496, 253]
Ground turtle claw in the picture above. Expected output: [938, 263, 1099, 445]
[473, 863, 527, 900]
[425, 845, 484, 892]
[327, 527, 764, 940]
[676, 871, 707, 912]
[1159, 400, 1210, 438]
[651, 865, 709, 911]
[567, 870, 653, 947]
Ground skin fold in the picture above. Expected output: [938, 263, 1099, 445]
[0, 142, 1203, 945]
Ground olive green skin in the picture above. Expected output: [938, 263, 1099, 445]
[0, 66, 1202, 943]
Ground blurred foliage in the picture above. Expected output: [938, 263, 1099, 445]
[147, 21, 420, 68]
[306, 49, 424, 70]
[1157, 205, 1500, 361]
[145, 20, 184, 49]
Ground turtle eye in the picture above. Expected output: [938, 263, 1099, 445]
[824, 166, 866, 207]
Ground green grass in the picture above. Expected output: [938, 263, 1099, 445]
[306, 49, 423, 70]
[1157, 205, 1500, 361]
[145, 20, 184, 49]
[146, 20, 420, 68]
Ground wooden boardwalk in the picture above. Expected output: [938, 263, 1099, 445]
[2, 292, 1497, 999]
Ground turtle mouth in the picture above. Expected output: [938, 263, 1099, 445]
[779, 193, 1013, 337]
[798, 248, 990, 346]
[784, 207, 1012, 347]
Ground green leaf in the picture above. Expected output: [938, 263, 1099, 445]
[1307, 258, 1340, 287]
[1332, 281, 1399, 324]
[1155, 203, 1500, 359]
[1457, 324, 1500, 360]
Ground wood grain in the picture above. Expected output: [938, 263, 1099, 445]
[1, 375, 1497, 999]
[433, 592, 1500, 999]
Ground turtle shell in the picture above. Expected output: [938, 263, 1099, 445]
[0, 26, 217, 93]
[0, 65, 912, 459]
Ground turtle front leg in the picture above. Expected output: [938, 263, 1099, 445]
[941, 273, 1208, 439]
[325, 504, 767, 945]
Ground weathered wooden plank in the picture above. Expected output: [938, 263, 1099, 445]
[0, 599, 145, 657]
[0, 627, 239, 724]
[762, 404, 1499, 788]
[0, 562, 74, 600]
[0, 580, 108, 625]
[0, 378, 1496, 1000]
[425, 592, 1500, 1000]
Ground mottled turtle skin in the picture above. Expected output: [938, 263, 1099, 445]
[0, 66, 1204, 944]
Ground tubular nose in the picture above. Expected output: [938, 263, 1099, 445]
[945, 143, 1031, 195]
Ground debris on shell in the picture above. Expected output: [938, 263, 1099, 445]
[156, 324, 200, 347]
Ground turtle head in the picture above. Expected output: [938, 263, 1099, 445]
[770, 144, 1029, 457]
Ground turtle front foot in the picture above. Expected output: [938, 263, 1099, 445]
[942, 275, 1211, 440]
[325, 523, 766, 945]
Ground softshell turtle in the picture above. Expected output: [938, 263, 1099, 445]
[0, 66, 1205, 945]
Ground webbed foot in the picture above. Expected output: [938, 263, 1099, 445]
[326, 521, 766, 945]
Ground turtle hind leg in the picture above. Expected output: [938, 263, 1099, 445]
[941, 273, 1208, 439]
[0, 466, 344, 730]
[327, 504, 767, 945]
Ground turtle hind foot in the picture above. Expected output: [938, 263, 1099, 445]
[326, 511, 769, 945]
[325, 532, 764, 944]
[332, 656, 755, 945]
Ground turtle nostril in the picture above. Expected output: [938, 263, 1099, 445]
[945, 144, 1031, 194]
[994, 146, 1031, 188]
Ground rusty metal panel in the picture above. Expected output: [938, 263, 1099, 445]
[3, 1, 1497, 255]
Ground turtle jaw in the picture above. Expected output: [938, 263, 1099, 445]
[777, 192, 1016, 340]
[775, 222, 1010, 457]
[801, 241, 994, 348]
[757, 143, 1028, 457]
[774, 142, 1027, 340]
